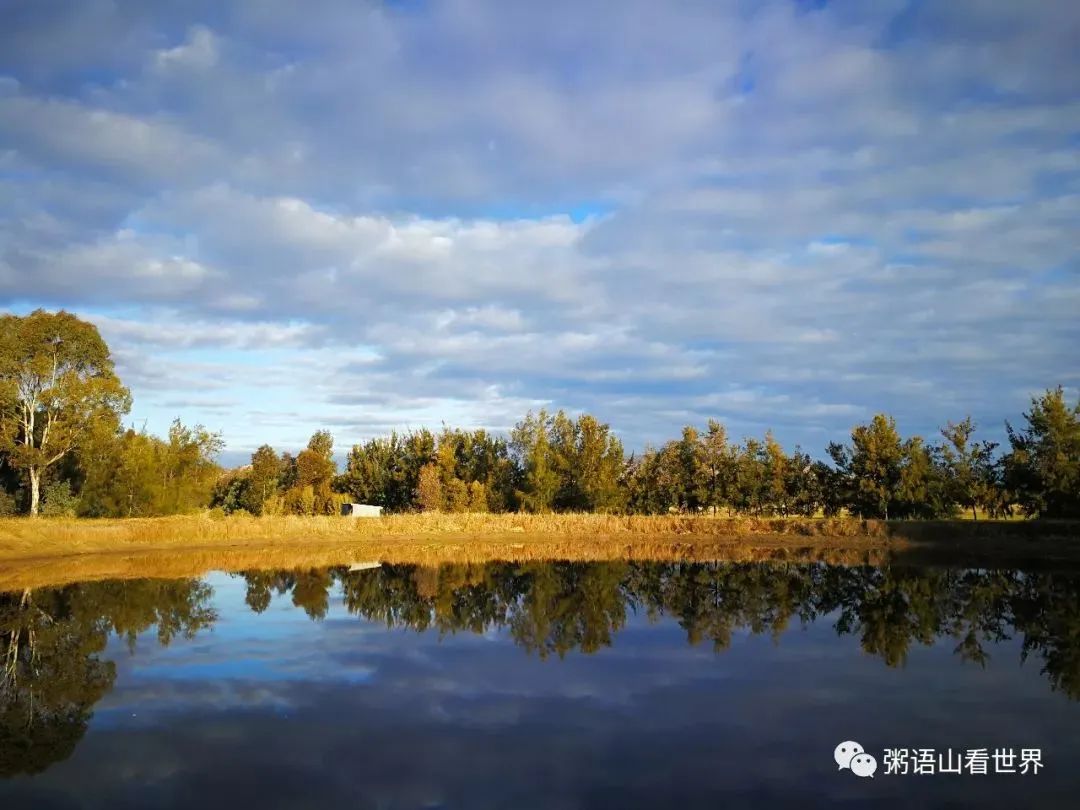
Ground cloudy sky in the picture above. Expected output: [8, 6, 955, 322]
[1, 1, 1077, 462]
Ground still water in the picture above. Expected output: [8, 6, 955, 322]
[2, 561, 1079, 808]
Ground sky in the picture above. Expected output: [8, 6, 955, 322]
[1, 0, 1078, 464]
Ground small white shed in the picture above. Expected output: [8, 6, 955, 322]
[341, 503, 383, 517]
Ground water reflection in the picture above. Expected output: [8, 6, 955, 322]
[247, 562, 1080, 695]
[0, 581, 214, 776]
[2, 562, 1080, 781]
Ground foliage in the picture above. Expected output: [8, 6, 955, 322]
[416, 462, 443, 512]
[0, 310, 130, 515]
[939, 418, 1002, 519]
[78, 421, 222, 517]
[40, 481, 79, 517]
[1004, 387, 1080, 518]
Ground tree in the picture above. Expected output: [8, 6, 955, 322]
[416, 462, 443, 511]
[897, 435, 951, 519]
[698, 420, 733, 514]
[467, 480, 488, 512]
[159, 419, 223, 514]
[785, 450, 824, 517]
[675, 426, 705, 512]
[1004, 387, 1080, 518]
[763, 431, 788, 515]
[939, 417, 1000, 520]
[339, 430, 435, 512]
[436, 433, 470, 512]
[286, 431, 337, 515]
[549, 414, 626, 512]
[0, 310, 130, 515]
[511, 411, 560, 513]
[244, 445, 282, 515]
[80, 427, 158, 517]
[732, 438, 768, 514]
[828, 414, 905, 519]
[625, 447, 673, 515]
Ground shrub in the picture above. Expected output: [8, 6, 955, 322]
[41, 481, 79, 517]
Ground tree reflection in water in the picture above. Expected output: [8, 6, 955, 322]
[0, 581, 215, 776]
[3, 562, 1080, 777]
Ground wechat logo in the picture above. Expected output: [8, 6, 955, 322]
[835, 740, 877, 778]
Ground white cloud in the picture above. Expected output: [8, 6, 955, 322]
[0, 0, 1076, 454]
[154, 26, 219, 72]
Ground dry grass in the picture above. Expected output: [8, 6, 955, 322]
[0, 512, 1077, 591]
[0, 511, 890, 551]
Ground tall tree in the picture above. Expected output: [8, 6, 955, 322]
[763, 431, 789, 515]
[938, 417, 1000, 520]
[1004, 387, 1080, 518]
[289, 431, 337, 515]
[828, 414, 905, 519]
[676, 426, 705, 512]
[698, 420, 733, 515]
[0, 311, 130, 515]
[243, 445, 282, 515]
[574, 414, 626, 513]
[159, 420, 223, 514]
[510, 411, 561, 513]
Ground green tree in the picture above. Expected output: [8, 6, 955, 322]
[675, 426, 705, 512]
[436, 433, 470, 512]
[0, 310, 130, 515]
[939, 417, 1000, 520]
[785, 449, 823, 517]
[763, 431, 788, 515]
[897, 435, 952, 519]
[159, 419, 223, 514]
[511, 411, 560, 513]
[828, 414, 905, 519]
[39, 480, 79, 517]
[549, 414, 626, 512]
[339, 430, 435, 512]
[244, 445, 282, 515]
[698, 420, 733, 514]
[731, 438, 768, 514]
[624, 448, 670, 514]
[1004, 387, 1080, 518]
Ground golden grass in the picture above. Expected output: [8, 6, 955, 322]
[0, 512, 1077, 591]
[0, 511, 887, 549]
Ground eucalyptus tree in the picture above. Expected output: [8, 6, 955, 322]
[0, 310, 130, 515]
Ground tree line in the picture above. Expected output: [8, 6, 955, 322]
[210, 393, 1079, 520]
[2, 309, 1078, 519]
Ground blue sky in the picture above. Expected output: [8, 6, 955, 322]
[1, 1, 1078, 462]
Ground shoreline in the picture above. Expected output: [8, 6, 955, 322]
[2, 514, 1079, 591]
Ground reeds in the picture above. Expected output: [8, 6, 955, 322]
[1, 513, 1076, 592]
[0, 511, 888, 552]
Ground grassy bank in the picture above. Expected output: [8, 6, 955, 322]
[1, 513, 1078, 591]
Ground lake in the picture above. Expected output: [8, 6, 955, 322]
[2, 560, 1079, 808]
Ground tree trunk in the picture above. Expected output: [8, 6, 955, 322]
[972, 504, 978, 521]
[28, 468, 41, 516]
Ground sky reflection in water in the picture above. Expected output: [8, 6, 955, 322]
[2, 561, 1080, 808]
